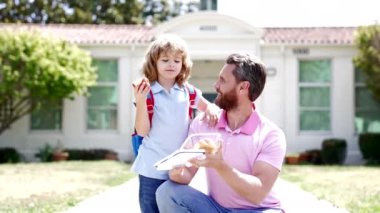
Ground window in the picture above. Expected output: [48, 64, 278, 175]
[87, 59, 118, 130]
[203, 93, 217, 103]
[355, 69, 380, 133]
[192, 93, 216, 117]
[299, 59, 331, 131]
[200, 0, 217, 11]
[30, 101, 62, 130]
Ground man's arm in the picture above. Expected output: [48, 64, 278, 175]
[215, 161, 279, 205]
[168, 166, 198, 185]
[190, 141, 282, 205]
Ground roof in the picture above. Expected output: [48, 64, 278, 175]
[0, 24, 356, 46]
[263, 27, 356, 45]
[0, 24, 155, 45]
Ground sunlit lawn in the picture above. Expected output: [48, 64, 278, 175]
[0, 161, 136, 212]
[1, 161, 379, 212]
[281, 165, 380, 213]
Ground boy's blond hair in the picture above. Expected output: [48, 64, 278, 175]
[142, 34, 192, 86]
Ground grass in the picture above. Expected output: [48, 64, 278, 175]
[0, 161, 136, 212]
[2, 162, 379, 212]
[281, 165, 380, 213]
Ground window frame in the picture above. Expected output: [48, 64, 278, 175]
[85, 58, 119, 132]
[297, 58, 332, 134]
[354, 68, 380, 134]
[29, 100, 64, 133]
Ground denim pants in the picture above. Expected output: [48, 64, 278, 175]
[156, 180, 283, 213]
[139, 175, 166, 213]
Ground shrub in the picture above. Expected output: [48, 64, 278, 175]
[359, 133, 380, 164]
[65, 149, 117, 161]
[321, 138, 347, 165]
[0, 147, 21, 163]
[35, 144, 54, 162]
[300, 149, 323, 165]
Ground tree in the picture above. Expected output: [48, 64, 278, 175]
[0, 0, 69, 23]
[0, 0, 200, 25]
[141, 0, 199, 26]
[354, 24, 380, 103]
[0, 30, 97, 135]
[65, 0, 143, 24]
[142, 0, 172, 25]
[0, 0, 144, 24]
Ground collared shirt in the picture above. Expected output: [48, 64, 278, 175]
[132, 81, 201, 180]
[189, 108, 286, 209]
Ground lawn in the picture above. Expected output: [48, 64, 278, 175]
[281, 165, 380, 213]
[0, 161, 135, 212]
[1, 162, 379, 212]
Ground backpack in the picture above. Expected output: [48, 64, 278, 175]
[131, 84, 197, 157]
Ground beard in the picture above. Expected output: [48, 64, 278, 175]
[214, 88, 238, 111]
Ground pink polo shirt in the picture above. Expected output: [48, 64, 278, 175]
[189, 108, 286, 209]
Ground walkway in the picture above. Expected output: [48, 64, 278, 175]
[66, 168, 348, 213]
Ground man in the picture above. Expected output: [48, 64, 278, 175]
[156, 53, 286, 212]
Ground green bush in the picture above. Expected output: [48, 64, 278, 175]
[301, 149, 323, 165]
[65, 149, 116, 161]
[0, 147, 21, 163]
[359, 133, 380, 164]
[35, 144, 54, 162]
[321, 138, 347, 165]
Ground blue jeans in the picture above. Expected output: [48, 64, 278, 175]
[156, 180, 283, 213]
[139, 175, 166, 213]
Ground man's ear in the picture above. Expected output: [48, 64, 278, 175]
[240, 81, 250, 91]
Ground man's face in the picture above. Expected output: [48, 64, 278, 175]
[214, 64, 239, 111]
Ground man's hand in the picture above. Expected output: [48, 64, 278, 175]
[169, 165, 196, 185]
[190, 141, 224, 170]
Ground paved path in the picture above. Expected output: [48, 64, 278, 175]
[66, 168, 348, 213]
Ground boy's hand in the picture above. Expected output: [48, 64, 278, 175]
[201, 103, 220, 127]
[133, 78, 150, 104]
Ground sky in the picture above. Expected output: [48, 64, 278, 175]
[217, 0, 380, 27]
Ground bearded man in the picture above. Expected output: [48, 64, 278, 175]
[156, 53, 286, 213]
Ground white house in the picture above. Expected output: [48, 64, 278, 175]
[1, 11, 379, 163]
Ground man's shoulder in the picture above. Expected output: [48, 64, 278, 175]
[256, 112, 285, 135]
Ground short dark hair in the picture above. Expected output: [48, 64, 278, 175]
[226, 53, 267, 101]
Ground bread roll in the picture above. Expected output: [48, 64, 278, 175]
[194, 138, 217, 154]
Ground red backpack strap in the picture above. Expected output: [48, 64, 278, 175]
[186, 84, 197, 119]
[146, 90, 154, 127]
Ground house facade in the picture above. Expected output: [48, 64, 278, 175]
[1, 11, 378, 163]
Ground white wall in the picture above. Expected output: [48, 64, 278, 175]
[190, 60, 224, 93]
[262, 44, 363, 164]
[0, 12, 365, 164]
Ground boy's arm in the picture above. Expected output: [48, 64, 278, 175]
[133, 79, 150, 136]
[197, 96, 220, 126]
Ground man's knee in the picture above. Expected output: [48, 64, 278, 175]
[156, 180, 176, 203]
[156, 181, 169, 197]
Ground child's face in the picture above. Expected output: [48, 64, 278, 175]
[156, 51, 183, 83]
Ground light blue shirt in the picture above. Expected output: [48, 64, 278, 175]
[131, 81, 201, 179]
